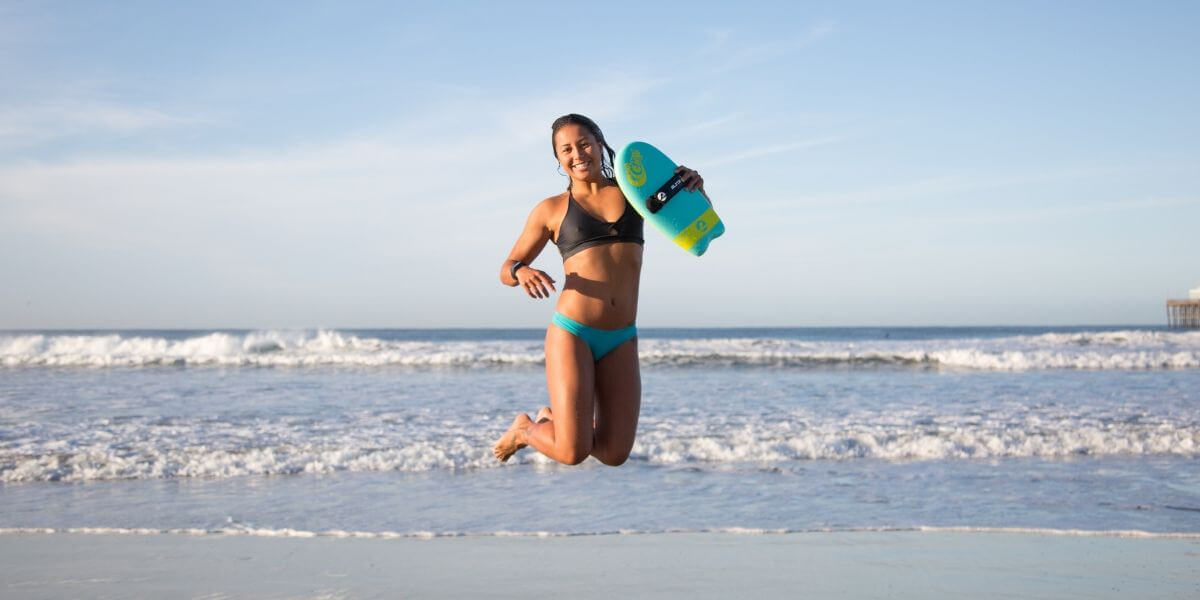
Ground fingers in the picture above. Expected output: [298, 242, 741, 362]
[523, 278, 547, 299]
[529, 271, 554, 298]
[520, 270, 556, 299]
[675, 165, 704, 191]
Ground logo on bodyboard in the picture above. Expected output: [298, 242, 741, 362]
[623, 149, 647, 187]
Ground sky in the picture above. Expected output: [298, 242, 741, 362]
[1, 1, 1197, 328]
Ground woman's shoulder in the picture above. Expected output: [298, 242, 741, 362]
[517, 191, 568, 234]
[531, 191, 569, 219]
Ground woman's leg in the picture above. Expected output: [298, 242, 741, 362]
[530, 325, 596, 464]
[591, 337, 640, 466]
[493, 325, 595, 464]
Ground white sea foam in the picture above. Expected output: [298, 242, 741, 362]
[2, 525, 1196, 540]
[2, 329, 1199, 370]
[913, 526, 1200, 538]
[3, 409, 1196, 483]
[0, 331, 546, 368]
[632, 420, 1199, 464]
[639, 330, 1200, 370]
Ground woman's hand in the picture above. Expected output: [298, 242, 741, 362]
[675, 165, 705, 193]
[516, 266, 557, 299]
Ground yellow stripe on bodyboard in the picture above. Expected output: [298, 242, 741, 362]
[672, 208, 721, 251]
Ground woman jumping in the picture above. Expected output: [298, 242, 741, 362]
[492, 114, 705, 466]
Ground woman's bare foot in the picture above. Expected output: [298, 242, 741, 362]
[535, 406, 553, 423]
[493, 413, 533, 462]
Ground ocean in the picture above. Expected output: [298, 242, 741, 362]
[1, 327, 1198, 539]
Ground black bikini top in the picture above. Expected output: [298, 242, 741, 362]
[554, 187, 644, 260]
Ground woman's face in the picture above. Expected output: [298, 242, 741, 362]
[553, 124, 603, 181]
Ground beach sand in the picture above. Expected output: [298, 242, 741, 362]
[2, 530, 1197, 599]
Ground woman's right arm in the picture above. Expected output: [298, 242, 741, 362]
[500, 199, 558, 299]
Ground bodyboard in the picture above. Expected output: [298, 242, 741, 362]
[614, 141, 725, 256]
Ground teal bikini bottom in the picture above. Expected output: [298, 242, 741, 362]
[551, 312, 637, 361]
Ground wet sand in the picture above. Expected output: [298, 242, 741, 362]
[2, 530, 1197, 599]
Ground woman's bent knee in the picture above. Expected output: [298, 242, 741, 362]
[597, 454, 628, 467]
[563, 447, 590, 465]
[593, 446, 631, 467]
[560, 439, 592, 465]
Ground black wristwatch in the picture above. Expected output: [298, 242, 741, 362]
[509, 261, 526, 282]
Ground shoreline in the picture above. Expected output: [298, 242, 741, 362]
[3, 524, 1200, 540]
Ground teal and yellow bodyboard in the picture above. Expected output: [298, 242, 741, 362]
[615, 141, 725, 257]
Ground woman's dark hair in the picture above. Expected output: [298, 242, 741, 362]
[551, 113, 616, 180]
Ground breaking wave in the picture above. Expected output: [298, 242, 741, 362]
[3, 411, 1196, 483]
[2, 329, 1199, 370]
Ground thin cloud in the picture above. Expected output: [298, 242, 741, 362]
[911, 196, 1200, 227]
[704, 135, 848, 167]
[0, 71, 669, 256]
[702, 20, 838, 75]
[763, 165, 1179, 210]
[0, 103, 208, 148]
[496, 70, 667, 146]
[682, 113, 743, 134]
